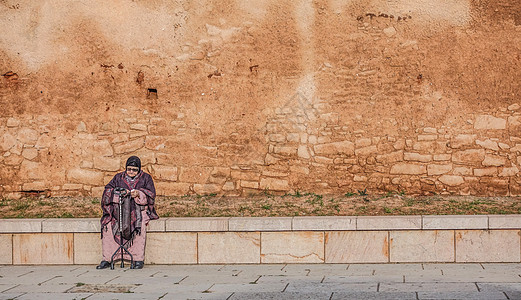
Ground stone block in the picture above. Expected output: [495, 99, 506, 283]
[314, 141, 354, 155]
[42, 218, 100, 232]
[273, 146, 297, 156]
[91, 186, 105, 197]
[261, 232, 324, 263]
[0, 132, 17, 151]
[240, 180, 259, 189]
[151, 165, 177, 181]
[193, 183, 221, 194]
[198, 232, 260, 263]
[17, 128, 39, 145]
[438, 175, 465, 186]
[21, 147, 38, 160]
[451, 134, 476, 148]
[145, 136, 166, 151]
[499, 166, 519, 177]
[474, 167, 497, 177]
[74, 233, 101, 264]
[389, 230, 454, 262]
[297, 145, 311, 159]
[231, 170, 261, 181]
[4, 154, 23, 165]
[404, 153, 432, 162]
[489, 215, 521, 229]
[355, 138, 372, 148]
[211, 167, 230, 178]
[354, 145, 378, 156]
[93, 156, 121, 171]
[482, 155, 506, 167]
[314, 156, 333, 164]
[6, 117, 20, 127]
[427, 164, 452, 175]
[417, 134, 437, 141]
[0, 219, 42, 233]
[67, 168, 104, 186]
[453, 166, 472, 176]
[423, 215, 488, 229]
[87, 140, 113, 157]
[229, 217, 292, 231]
[166, 217, 229, 231]
[259, 178, 290, 191]
[325, 231, 389, 263]
[19, 161, 45, 180]
[390, 163, 426, 175]
[293, 216, 356, 231]
[22, 181, 48, 191]
[452, 149, 485, 164]
[146, 232, 197, 264]
[113, 138, 145, 154]
[357, 216, 421, 230]
[13, 233, 73, 264]
[455, 230, 520, 262]
[412, 141, 447, 152]
[179, 166, 212, 183]
[476, 139, 499, 151]
[0, 234, 12, 264]
[155, 182, 191, 196]
[474, 115, 507, 130]
[147, 219, 165, 232]
[433, 154, 451, 161]
[376, 151, 403, 164]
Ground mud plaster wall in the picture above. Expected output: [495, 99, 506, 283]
[1, 0, 521, 198]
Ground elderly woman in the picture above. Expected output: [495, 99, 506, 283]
[96, 156, 159, 269]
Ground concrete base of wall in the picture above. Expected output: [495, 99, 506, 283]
[1, 216, 520, 265]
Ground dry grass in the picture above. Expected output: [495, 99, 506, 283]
[1, 191, 520, 218]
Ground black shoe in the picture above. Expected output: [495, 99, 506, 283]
[133, 261, 144, 269]
[96, 261, 110, 269]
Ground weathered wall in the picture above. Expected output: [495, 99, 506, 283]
[1, 0, 520, 198]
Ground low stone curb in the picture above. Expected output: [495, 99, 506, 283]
[0, 215, 520, 265]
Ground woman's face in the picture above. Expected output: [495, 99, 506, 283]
[126, 166, 139, 177]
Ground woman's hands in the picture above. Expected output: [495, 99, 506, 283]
[130, 189, 139, 198]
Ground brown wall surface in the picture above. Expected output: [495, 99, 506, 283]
[1, 0, 520, 197]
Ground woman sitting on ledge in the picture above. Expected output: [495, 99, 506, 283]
[96, 156, 159, 269]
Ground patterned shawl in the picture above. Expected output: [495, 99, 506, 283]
[100, 171, 159, 243]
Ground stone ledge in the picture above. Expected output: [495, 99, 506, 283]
[165, 217, 228, 232]
[0, 219, 43, 233]
[1, 215, 520, 233]
[228, 217, 292, 231]
[357, 216, 422, 230]
[422, 215, 488, 230]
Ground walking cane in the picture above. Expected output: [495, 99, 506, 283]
[110, 187, 134, 269]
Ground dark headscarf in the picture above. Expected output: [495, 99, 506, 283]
[126, 156, 141, 171]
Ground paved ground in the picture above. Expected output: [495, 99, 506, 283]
[0, 263, 520, 299]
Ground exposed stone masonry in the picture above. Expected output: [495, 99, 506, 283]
[1, 102, 520, 198]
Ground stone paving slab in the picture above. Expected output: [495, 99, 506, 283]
[1, 264, 521, 299]
[14, 293, 94, 300]
[0, 293, 24, 300]
[323, 275, 404, 283]
[330, 291, 417, 299]
[178, 274, 261, 285]
[161, 292, 234, 300]
[379, 282, 479, 292]
[208, 282, 288, 293]
[255, 275, 325, 284]
[229, 291, 333, 299]
[417, 291, 508, 299]
[131, 283, 212, 294]
[284, 282, 378, 293]
[86, 292, 165, 300]
[6, 283, 75, 293]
